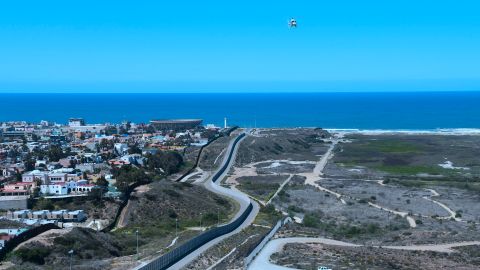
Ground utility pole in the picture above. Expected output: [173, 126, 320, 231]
[68, 250, 74, 270]
[175, 218, 178, 238]
[135, 229, 139, 259]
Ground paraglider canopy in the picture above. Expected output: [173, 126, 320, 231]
[289, 18, 297, 28]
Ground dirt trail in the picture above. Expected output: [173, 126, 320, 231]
[363, 179, 463, 223]
[213, 148, 227, 165]
[422, 188, 461, 221]
[266, 175, 294, 206]
[180, 167, 210, 183]
[114, 185, 151, 230]
[367, 202, 417, 227]
[300, 140, 347, 204]
[302, 135, 418, 226]
[248, 237, 480, 270]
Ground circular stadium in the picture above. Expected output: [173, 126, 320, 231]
[150, 119, 203, 130]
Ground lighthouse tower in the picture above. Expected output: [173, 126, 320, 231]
[224, 117, 227, 129]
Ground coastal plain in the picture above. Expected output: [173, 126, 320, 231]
[4, 127, 480, 270]
[221, 129, 480, 269]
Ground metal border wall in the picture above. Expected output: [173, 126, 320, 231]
[211, 133, 245, 183]
[176, 126, 238, 182]
[243, 217, 292, 268]
[139, 133, 248, 270]
[0, 223, 60, 261]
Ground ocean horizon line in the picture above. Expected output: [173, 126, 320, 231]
[2, 90, 480, 94]
[2, 92, 479, 129]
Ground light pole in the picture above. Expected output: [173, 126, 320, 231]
[217, 209, 220, 226]
[68, 249, 74, 270]
[135, 229, 139, 259]
[199, 212, 202, 229]
[175, 218, 178, 238]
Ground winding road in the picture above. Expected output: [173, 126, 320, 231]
[160, 130, 260, 270]
[137, 130, 477, 270]
[248, 237, 480, 270]
[248, 133, 479, 269]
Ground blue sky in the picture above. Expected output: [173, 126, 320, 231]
[1, 1, 480, 92]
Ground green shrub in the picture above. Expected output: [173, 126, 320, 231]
[163, 189, 180, 198]
[214, 197, 228, 206]
[287, 205, 305, 213]
[15, 247, 51, 265]
[303, 214, 319, 228]
[53, 237, 75, 247]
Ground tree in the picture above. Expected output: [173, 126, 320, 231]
[104, 126, 118, 136]
[47, 145, 66, 162]
[201, 129, 219, 141]
[88, 187, 104, 201]
[145, 125, 156, 133]
[128, 144, 142, 155]
[31, 134, 39, 141]
[113, 165, 151, 192]
[24, 153, 36, 171]
[145, 151, 183, 175]
[69, 159, 76, 169]
[99, 139, 113, 150]
[15, 247, 51, 265]
[119, 126, 128, 135]
[35, 198, 54, 210]
[96, 176, 109, 188]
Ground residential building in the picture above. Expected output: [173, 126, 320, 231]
[68, 118, 85, 127]
[40, 182, 68, 195]
[0, 182, 32, 196]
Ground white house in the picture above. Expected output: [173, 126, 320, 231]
[68, 118, 85, 127]
[47, 173, 67, 183]
[75, 163, 95, 173]
[22, 171, 68, 184]
[114, 143, 129, 155]
[49, 210, 68, 220]
[74, 183, 95, 193]
[22, 170, 47, 183]
[12, 210, 31, 219]
[32, 210, 49, 219]
[67, 210, 86, 222]
[120, 154, 144, 166]
[35, 160, 47, 168]
[40, 182, 68, 195]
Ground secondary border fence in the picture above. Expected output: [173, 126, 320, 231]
[139, 133, 249, 270]
[0, 223, 60, 261]
[244, 217, 292, 268]
[103, 179, 151, 232]
[107, 127, 240, 232]
[176, 126, 238, 182]
[211, 133, 245, 183]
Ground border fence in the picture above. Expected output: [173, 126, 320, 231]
[107, 127, 240, 232]
[244, 217, 292, 268]
[138, 133, 249, 270]
[211, 133, 245, 183]
[0, 223, 60, 261]
[176, 126, 238, 182]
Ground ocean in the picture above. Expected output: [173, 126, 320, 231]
[1, 92, 479, 129]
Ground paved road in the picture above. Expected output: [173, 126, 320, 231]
[164, 131, 260, 270]
[249, 237, 480, 270]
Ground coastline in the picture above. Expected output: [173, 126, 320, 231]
[255, 127, 480, 135]
[326, 128, 480, 135]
